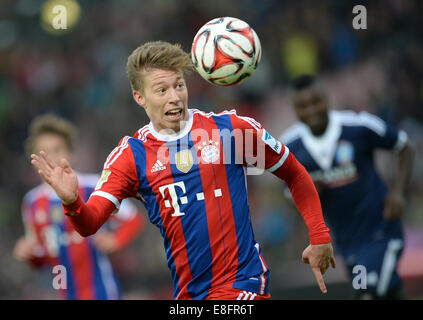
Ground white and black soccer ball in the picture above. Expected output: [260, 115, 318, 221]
[191, 17, 262, 86]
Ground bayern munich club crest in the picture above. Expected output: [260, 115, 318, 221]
[197, 140, 220, 163]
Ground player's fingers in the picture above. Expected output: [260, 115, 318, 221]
[320, 260, 329, 275]
[331, 256, 336, 268]
[40, 151, 56, 169]
[60, 158, 73, 173]
[31, 154, 46, 171]
[311, 267, 327, 294]
[31, 157, 42, 171]
[31, 158, 51, 180]
[32, 154, 54, 177]
[36, 168, 53, 185]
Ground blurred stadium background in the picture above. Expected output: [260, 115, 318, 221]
[0, 0, 422, 299]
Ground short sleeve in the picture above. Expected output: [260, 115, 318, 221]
[228, 110, 290, 172]
[359, 112, 408, 153]
[91, 136, 139, 209]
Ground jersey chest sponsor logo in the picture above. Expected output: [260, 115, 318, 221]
[308, 140, 358, 187]
[158, 181, 222, 217]
[310, 163, 358, 187]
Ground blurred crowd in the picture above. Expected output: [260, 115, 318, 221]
[0, 0, 422, 299]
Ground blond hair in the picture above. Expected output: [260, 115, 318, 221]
[126, 41, 193, 92]
[25, 114, 77, 156]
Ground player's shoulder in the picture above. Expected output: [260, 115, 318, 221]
[133, 124, 151, 142]
[334, 109, 386, 135]
[192, 108, 260, 131]
[191, 108, 236, 123]
[279, 122, 307, 146]
[191, 108, 234, 118]
[110, 133, 145, 155]
[103, 135, 139, 170]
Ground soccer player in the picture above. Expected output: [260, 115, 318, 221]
[279, 75, 414, 299]
[30, 41, 335, 300]
[14, 114, 144, 300]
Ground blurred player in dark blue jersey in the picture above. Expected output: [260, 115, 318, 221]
[280, 75, 414, 299]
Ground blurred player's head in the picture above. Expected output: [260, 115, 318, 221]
[25, 114, 76, 165]
[291, 74, 329, 136]
[127, 41, 193, 134]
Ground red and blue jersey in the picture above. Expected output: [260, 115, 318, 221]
[92, 108, 290, 299]
[22, 173, 141, 300]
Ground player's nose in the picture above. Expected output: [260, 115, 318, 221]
[168, 87, 181, 104]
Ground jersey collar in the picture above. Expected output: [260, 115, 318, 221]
[148, 109, 194, 142]
[300, 111, 342, 170]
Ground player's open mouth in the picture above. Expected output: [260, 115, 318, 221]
[165, 108, 183, 120]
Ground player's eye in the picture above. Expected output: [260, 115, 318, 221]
[156, 88, 166, 94]
[176, 82, 185, 89]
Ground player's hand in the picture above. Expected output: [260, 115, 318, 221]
[302, 243, 336, 294]
[383, 191, 405, 220]
[93, 232, 119, 254]
[31, 151, 79, 205]
[13, 236, 37, 261]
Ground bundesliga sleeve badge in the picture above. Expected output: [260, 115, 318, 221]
[261, 129, 282, 154]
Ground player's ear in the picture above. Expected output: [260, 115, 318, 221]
[133, 90, 146, 109]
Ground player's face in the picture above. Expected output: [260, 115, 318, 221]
[133, 68, 189, 133]
[293, 88, 329, 136]
[33, 133, 73, 166]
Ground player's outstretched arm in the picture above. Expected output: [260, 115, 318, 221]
[30, 151, 79, 205]
[272, 151, 336, 293]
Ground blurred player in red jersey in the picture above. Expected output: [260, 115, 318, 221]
[31, 41, 336, 300]
[14, 114, 145, 299]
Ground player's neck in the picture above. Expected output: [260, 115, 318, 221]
[153, 121, 187, 135]
[149, 110, 193, 141]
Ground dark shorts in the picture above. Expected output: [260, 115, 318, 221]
[344, 237, 404, 298]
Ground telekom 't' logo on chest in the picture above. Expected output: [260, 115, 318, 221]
[158, 181, 222, 217]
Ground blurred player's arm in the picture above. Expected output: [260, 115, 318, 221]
[271, 151, 336, 294]
[384, 139, 414, 220]
[13, 236, 48, 268]
[13, 203, 49, 268]
[231, 111, 335, 293]
[272, 152, 331, 244]
[360, 112, 415, 219]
